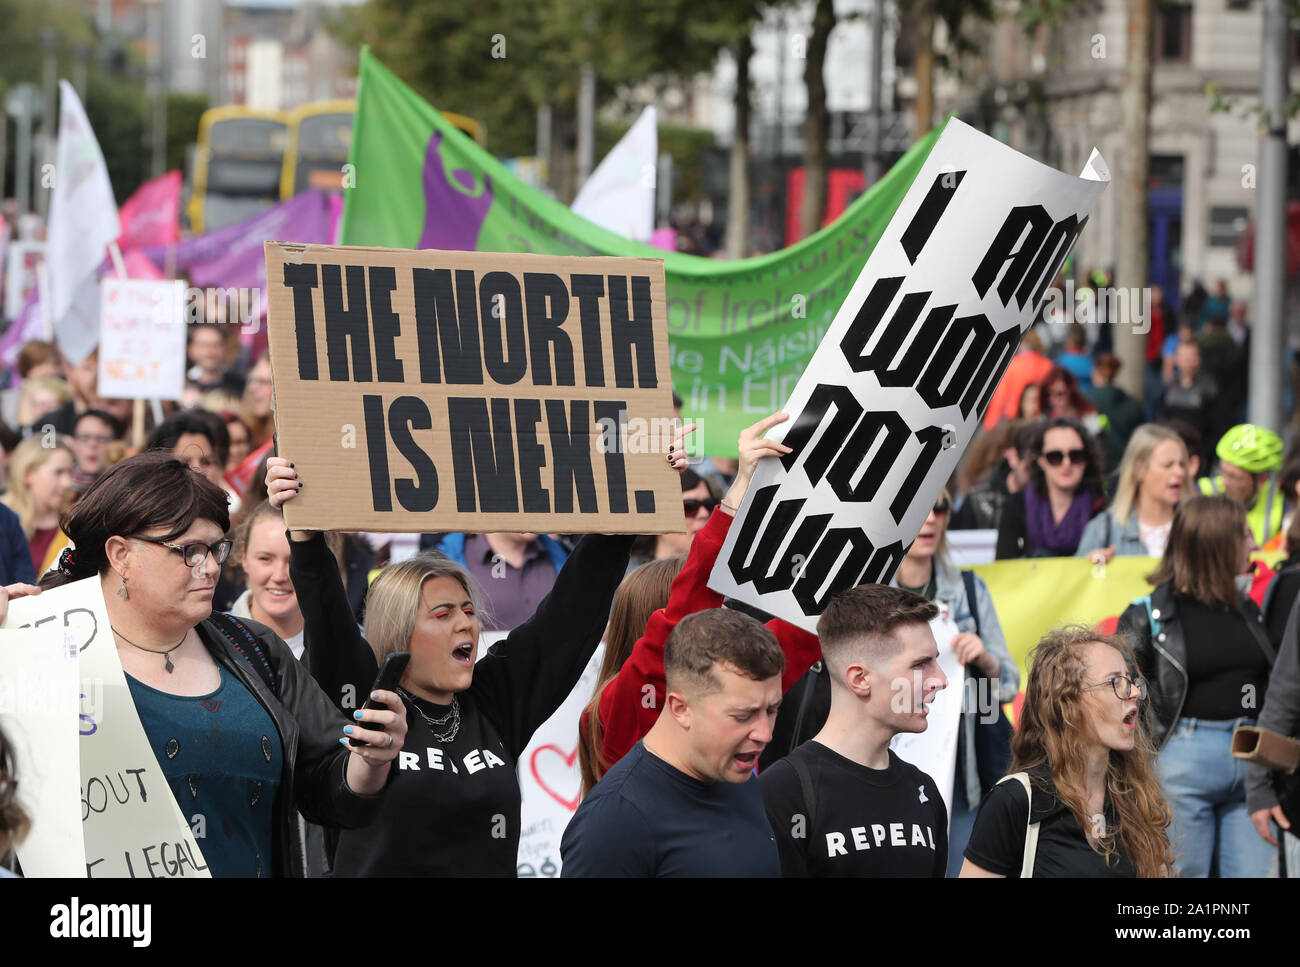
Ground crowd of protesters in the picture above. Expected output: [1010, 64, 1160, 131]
[0, 266, 1297, 881]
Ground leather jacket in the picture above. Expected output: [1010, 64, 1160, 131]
[1117, 583, 1276, 751]
[196, 614, 389, 877]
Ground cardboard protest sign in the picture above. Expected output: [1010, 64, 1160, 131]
[708, 119, 1110, 630]
[0, 626, 84, 876]
[97, 279, 188, 401]
[4, 580, 210, 878]
[264, 243, 683, 534]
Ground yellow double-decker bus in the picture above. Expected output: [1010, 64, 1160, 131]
[187, 106, 289, 233]
[279, 101, 486, 200]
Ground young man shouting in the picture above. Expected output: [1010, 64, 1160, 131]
[760, 585, 950, 876]
[561, 608, 784, 876]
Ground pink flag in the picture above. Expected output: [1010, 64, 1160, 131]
[117, 170, 182, 250]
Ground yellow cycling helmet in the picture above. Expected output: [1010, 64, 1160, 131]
[1216, 424, 1283, 474]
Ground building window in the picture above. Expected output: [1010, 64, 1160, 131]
[1208, 206, 1250, 248]
[1153, 3, 1192, 63]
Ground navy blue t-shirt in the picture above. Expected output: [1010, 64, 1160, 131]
[561, 740, 779, 877]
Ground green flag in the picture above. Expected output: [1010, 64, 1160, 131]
[342, 48, 939, 456]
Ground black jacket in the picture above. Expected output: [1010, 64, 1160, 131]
[1117, 583, 1276, 751]
[196, 613, 389, 877]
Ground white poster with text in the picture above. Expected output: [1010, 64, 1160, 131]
[708, 119, 1109, 629]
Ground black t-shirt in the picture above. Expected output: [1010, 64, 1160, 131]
[1177, 596, 1272, 721]
[560, 741, 780, 877]
[964, 767, 1136, 877]
[759, 742, 948, 877]
[332, 690, 522, 876]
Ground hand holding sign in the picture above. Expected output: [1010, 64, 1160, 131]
[720, 412, 793, 517]
[950, 632, 999, 679]
[0, 583, 42, 625]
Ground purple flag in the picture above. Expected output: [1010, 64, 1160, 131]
[141, 190, 333, 292]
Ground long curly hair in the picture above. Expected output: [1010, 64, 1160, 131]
[1013, 625, 1173, 877]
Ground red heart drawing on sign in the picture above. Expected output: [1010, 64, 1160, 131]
[529, 744, 580, 812]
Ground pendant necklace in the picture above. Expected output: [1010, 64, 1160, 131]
[112, 625, 187, 673]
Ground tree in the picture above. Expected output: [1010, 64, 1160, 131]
[898, 0, 996, 140]
[1113, 0, 1154, 401]
[799, 0, 836, 238]
[727, 32, 754, 258]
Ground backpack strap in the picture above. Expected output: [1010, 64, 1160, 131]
[789, 752, 817, 839]
[1103, 512, 1112, 549]
[960, 570, 982, 637]
[998, 772, 1039, 878]
[209, 611, 280, 698]
[790, 661, 823, 750]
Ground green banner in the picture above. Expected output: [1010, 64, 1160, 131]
[342, 49, 939, 456]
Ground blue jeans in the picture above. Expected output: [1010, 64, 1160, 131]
[947, 804, 978, 878]
[1158, 717, 1275, 877]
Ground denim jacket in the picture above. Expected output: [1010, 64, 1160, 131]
[893, 557, 1020, 808]
[1075, 510, 1151, 558]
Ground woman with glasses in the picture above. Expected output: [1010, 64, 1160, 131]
[996, 418, 1106, 559]
[961, 626, 1172, 877]
[1117, 495, 1278, 877]
[1076, 423, 1189, 563]
[31, 451, 404, 877]
[893, 490, 1020, 875]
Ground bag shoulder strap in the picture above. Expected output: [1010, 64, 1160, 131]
[961, 570, 982, 637]
[209, 611, 280, 698]
[998, 772, 1039, 878]
[1104, 512, 1112, 548]
[789, 751, 817, 837]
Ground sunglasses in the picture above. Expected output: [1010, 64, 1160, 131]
[932, 499, 951, 516]
[684, 497, 719, 516]
[1042, 449, 1087, 467]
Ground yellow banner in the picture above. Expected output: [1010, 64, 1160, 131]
[970, 556, 1158, 720]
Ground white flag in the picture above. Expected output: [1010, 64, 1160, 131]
[572, 106, 657, 243]
[46, 80, 119, 363]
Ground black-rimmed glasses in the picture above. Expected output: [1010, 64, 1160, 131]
[1082, 675, 1147, 701]
[132, 536, 233, 567]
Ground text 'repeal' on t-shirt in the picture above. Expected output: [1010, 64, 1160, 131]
[759, 742, 948, 877]
[963, 767, 1136, 877]
[560, 740, 780, 877]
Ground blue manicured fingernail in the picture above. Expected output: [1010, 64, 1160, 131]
[344, 726, 354, 734]
[353, 711, 363, 719]
[371, 692, 379, 699]
[338, 737, 347, 745]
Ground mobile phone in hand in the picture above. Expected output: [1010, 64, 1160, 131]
[349, 652, 411, 747]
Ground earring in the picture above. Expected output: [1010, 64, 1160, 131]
[117, 575, 129, 600]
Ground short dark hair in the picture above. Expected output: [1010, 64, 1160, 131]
[664, 609, 784, 697]
[48, 451, 231, 586]
[817, 585, 937, 673]
[74, 408, 124, 439]
[146, 410, 218, 454]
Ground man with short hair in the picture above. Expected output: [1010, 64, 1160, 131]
[187, 322, 245, 397]
[759, 585, 949, 876]
[561, 608, 784, 876]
